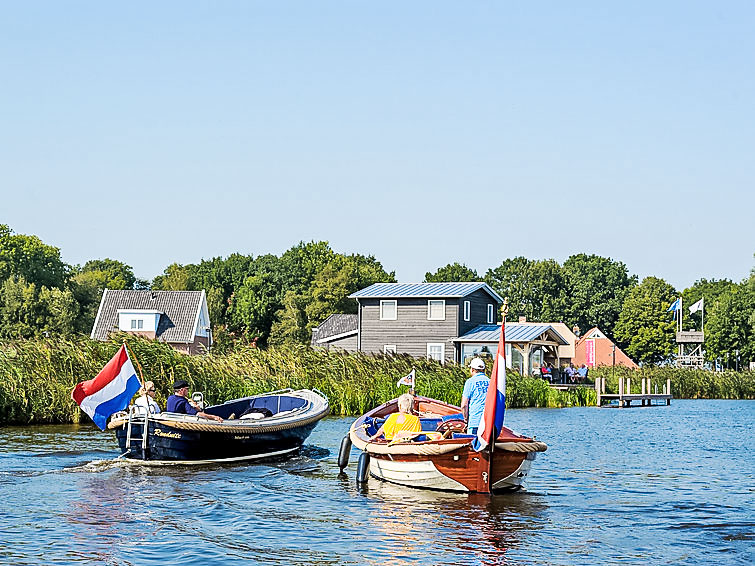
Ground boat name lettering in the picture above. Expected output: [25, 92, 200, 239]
[233, 435, 251, 440]
[154, 429, 182, 439]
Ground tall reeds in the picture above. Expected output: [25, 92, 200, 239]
[0, 337, 601, 425]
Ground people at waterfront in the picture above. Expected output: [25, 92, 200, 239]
[461, 357, 489, 436]
[541, 362, 552, 382]
[577, 364, 589, 381]
[369, 393, 421, 441]
[565, 363, 577, 383]
[134, 380, 161, 415]
[166, 379, 223, 421]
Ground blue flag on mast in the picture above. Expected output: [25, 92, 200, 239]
[667, 298, 681, 312]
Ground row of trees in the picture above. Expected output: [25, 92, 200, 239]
[1, 224, 753, 366]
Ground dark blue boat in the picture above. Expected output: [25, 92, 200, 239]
[109, 388, 329, 463]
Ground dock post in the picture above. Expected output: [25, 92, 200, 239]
[667, 378, 671, 405]
[595, 377, 601, 407]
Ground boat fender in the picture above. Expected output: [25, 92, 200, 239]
[356, 452, 370, 484]
[337, 435, 352, 471]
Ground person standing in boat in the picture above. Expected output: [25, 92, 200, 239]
[166, 379, 223, 422]
[369, 393, 421, 441]
[461, 357, 489, 436]
[133, 381, 161, 415]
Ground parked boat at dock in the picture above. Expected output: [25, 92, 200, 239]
[109, 388, 329, 463]
[345, 395, 547, 493]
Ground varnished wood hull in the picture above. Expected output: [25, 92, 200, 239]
[350, 395, 545, 494]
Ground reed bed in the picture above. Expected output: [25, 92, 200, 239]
[590, 366, 755, 399]
[0, 337, 595, 425]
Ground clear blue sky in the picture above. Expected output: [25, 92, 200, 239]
[2, 2, 753, 290]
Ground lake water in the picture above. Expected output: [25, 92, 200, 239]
[0, 400, 752, 565]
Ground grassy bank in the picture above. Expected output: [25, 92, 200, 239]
[0, 337, 594, 425]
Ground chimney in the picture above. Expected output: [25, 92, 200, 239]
[519, 316, 526, 323]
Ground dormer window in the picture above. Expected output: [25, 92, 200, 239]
[130, 319, 144, 330]
[118, 309, 162, 333]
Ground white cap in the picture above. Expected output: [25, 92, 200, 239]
[470, 357, 485, 370]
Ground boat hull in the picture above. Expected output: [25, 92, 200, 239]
[111, 389, 328, 463]
[368, 444, 537, 493]
[115, 420, 318, 462]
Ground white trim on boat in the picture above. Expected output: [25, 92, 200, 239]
[116, 446, 300, 466]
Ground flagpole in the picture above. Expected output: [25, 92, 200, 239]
[122, 340, 146, 389]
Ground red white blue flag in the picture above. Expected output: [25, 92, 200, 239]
[474, 322, 506, 451]
[71, 345, 140, 430]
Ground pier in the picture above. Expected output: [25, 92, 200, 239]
[594, 376, 672, 408]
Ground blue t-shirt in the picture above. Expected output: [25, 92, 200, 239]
[166, 394, 198, 415]
[462, 372, 489, 428]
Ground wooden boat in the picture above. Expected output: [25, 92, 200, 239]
[108, 388, 329, 463]
[346, 395, 546, 493]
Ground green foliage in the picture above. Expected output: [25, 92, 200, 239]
[0, 337, 597, 425]
[562, 254, 637, 336]
[70, 258, 138, 332]
[0, 224, 69, 289]
[425, 263, 481, 283]
[591, 366, 755, 399]
[614, 276, 677, 364]
[484, 256, 568, 323]
[705, 281, 755, 365]
[0, 276, 78, 339]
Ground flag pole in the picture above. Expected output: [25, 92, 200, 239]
[410, 367, 415, 396]
[122, 340, 146, 389]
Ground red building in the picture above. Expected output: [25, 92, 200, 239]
[573, 327, 638, 369]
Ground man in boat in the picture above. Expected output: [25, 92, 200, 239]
[368, 393, 421, 441]
[166, 379, 223, 422]
[461, 357, 489, 436]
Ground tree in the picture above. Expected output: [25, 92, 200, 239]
[151, 263, 196, 291]
[424, 263, 481, 283]
[484, 257, 568, 323]
[562, 254, 637, 337]
[0, 224, 68, 289]
[0, 276, 78, 338]
[614, 277, 677, 364]
[681, 278, 736, 332]
[705, 280, 755, 366]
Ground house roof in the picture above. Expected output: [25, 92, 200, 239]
[91, 289, 206, 343]
[574, 327, 638, 368]
[311, 314, 358, 346]
[348, 282, 503, 302]
[455, 322, 569, 345]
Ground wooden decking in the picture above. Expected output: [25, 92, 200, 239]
[594, 376, 672, 408]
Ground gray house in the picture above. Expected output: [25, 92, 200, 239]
[91, 289, 212, 355]
[312, 282, 503, 364]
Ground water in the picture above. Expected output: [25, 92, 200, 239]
[0, 400, 752, 565]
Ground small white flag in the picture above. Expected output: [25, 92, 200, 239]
[689, 298, 704, 314]
[397, 369, 415, 387]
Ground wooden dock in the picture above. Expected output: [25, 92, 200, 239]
[594, 376, 672, 408]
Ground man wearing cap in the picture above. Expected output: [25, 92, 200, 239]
[461, 357, 489, 435]
[166, 379, 223, 422]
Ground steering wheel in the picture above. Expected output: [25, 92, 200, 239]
[435, 419, 467, 438]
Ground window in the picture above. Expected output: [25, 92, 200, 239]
[427, 300, 445, 320]
[487, 304, 494, 323]
[427, 343, 445, 363]
[130, 319, 137, 329]
[130, 319, 144, 330]
[380, 300, 397, 320]
[463, 300, 470, 321]
[384, 345, 397, 354]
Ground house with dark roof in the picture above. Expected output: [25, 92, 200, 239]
[310, 314, 358, 350]
[91, 289, 212, 355]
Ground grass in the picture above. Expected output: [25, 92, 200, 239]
[0, 336, 599, 425]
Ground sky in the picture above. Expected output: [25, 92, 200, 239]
[2, 1, 753, 291]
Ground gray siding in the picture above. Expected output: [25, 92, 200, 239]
[318, 334, 358, 352]
[359, 298, 459, 363]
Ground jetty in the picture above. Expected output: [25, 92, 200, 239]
[594, 376, 672, 407]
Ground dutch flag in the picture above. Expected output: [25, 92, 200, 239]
[474, 321, 507, 452]
[71, 345, 141, 430]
